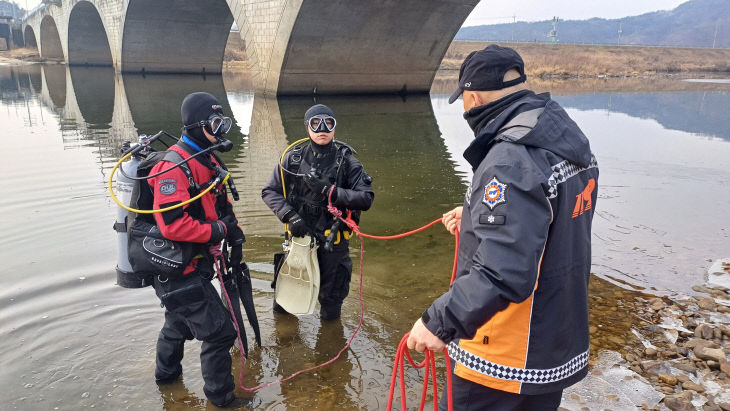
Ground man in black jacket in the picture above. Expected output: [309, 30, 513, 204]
[407, 45, 599, 410]
[262, 104, 374, 320]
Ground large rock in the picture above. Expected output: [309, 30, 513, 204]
[664, 391, 695, 411]
[721, 359, 730, 375]
[659, 373, 678, 385]
[685, 338, 719, 350]
[695, 324, 715, 340]
[696, 297, 717, 311]
[681, 381, 705, 392]
[694, 346, 728, 362]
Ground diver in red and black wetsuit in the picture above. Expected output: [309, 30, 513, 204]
[148, 92, 244, 408]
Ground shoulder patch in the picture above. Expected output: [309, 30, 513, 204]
[159, 182, 177, 195]
[483, 177, 507, 209]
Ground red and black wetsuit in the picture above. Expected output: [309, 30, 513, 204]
[147, 139, 237, 406]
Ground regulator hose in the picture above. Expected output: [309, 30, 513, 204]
[108, 134, 232, 215]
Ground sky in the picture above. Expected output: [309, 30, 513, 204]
[462, 0, 689, 26]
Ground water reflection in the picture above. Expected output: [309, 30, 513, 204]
[557, 91, 730, 141]
[69, 66, 114, 128]
[42, 64, 66, 109]
[1, 65, 730, 409]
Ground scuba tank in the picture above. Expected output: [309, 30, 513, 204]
[113, 136, 151, 288]
[110, 131, 236, 288]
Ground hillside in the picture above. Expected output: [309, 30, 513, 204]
[456, 0, 730, 48]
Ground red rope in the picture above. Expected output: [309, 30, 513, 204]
[212, 185, 455, 394]
[325, 187, 459, 411]
[214, 239, 366, 392]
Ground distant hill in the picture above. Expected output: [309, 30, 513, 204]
[456, 0, 730, 48]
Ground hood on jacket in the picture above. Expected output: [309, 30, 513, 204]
[463, 91, 593, 170]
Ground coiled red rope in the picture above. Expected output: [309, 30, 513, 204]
[327, 187, 458, 411]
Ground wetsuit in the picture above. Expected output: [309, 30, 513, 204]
[262, 139, 374, 319]
[147, 140, 237, 407]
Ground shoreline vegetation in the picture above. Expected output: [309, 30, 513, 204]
[440, 41, 730, 79]
[5, 39, 730, 80]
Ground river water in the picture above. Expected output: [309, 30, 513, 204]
[1, 64, 729, 410]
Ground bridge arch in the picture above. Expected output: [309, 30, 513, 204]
[121, 0, 233, 74]
[23, 25, 38, 51]
[40, 15, 64, 61]
[271, 0, 479, 95]
[68, 1, 112, 67]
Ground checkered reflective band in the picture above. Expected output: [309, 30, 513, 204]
[546, 155, 598, 199]
[447, 342, 589, 384]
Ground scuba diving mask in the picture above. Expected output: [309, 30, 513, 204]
[182, 114, 232, 137]
[206, 113, 233, 136]
[308, 115, 336, 133]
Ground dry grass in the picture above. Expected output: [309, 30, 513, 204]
[0, 47, 41, 61]
[443, 41, 730, 78]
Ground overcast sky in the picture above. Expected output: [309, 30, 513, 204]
[462, 0, 689, 26]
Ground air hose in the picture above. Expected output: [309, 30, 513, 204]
[107, 133, 231, 214]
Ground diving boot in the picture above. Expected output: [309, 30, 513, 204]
[320, 304, 341, 320]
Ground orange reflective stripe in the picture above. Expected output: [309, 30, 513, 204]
[454, 295, 534, 393]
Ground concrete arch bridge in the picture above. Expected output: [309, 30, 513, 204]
[22, 0, 479, 95]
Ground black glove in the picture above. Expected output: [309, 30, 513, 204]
[229, 243, 243, 268]
[227, 225, 246, 246]
[219, 214, 238, 238]
[286, 212, 309, 237]
[304, 171, 333, 196]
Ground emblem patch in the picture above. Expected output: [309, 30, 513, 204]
[483, 177, 507, 209]
[479, 214, 506, 226]
[160, 183, 177, 195]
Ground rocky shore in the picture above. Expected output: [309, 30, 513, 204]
[571, 260, 730, 410]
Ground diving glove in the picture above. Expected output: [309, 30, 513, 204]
[220, 214, 238, 236]
[286, 212, 309, 237]
[229, 243, 243, 268]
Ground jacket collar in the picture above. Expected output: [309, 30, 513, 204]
[463, 90, 549, 170]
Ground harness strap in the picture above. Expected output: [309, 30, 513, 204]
[161, 150, 199, 195]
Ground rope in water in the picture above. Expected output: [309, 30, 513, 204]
[213, 185, 457, 396]
[324, 187, 457, 411]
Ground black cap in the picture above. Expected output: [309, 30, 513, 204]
[304, 104, 334, 124]
[448, 45, 527, 104]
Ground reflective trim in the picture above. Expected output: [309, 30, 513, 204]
[546, 155, 598, 199]
[448, 342, 589, 384]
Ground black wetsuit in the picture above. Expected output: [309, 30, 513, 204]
[262, 139, 374, 318]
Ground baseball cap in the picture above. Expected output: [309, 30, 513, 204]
[448, 45, 527, 104]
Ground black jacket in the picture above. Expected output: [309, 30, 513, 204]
[261, 140, 374, 237]
[423, 91, 598, 394]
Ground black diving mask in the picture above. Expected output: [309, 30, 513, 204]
[308, 115, 336, 133]
[207, 114, 233, 136]
[182, 114, 233, 137]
